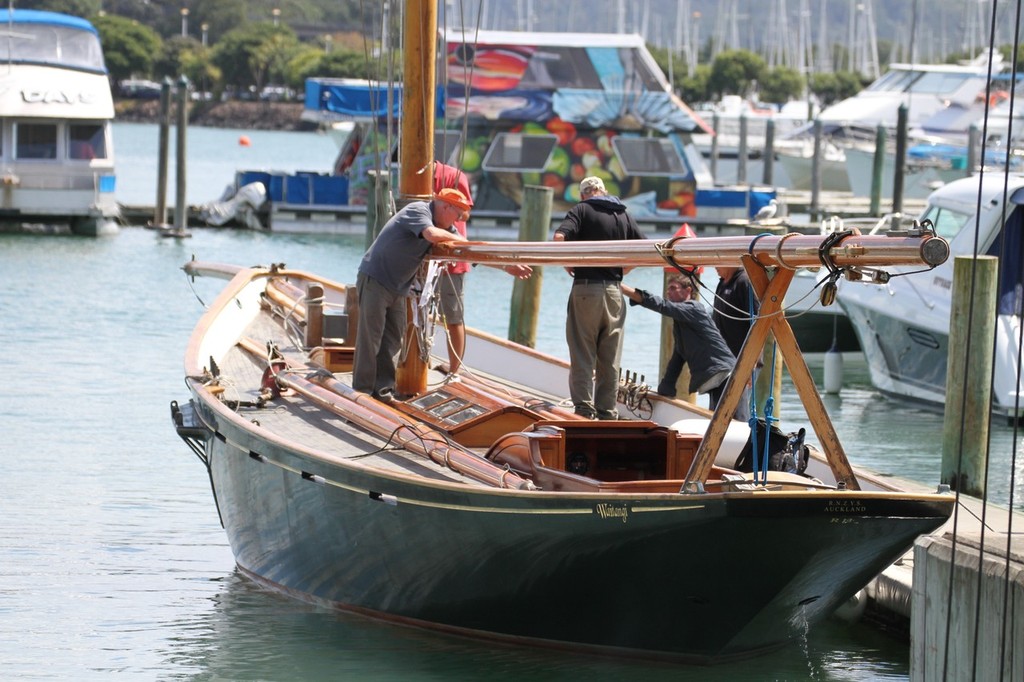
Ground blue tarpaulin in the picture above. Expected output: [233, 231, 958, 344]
[304, 79, 445, 121]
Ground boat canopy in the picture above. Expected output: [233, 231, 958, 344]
[304, 78, 446, 122]
[304, 30, 709, 134]
[0, 9, 106, 74]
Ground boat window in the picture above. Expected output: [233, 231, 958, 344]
[15, 123, 57, 159]
[517, 47, 602, 89]
[612, 137, 687, 176]
[481, 134, 557, 171]
[906, 71, 976, 96]
[0, 24, 106, 73]
[866, 69, 920, 93]
[68, 124, 106, 160]
[921, 204, 971, 241]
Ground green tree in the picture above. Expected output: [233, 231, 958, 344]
[999, 43, 1024, 68]
[154, 36, 220, 94]
[316, 49, 374, 79]
[835, 71, 865, 99]
[18, 0, 99, 16]
[678, 65, 711, 104]
[808, 72, 839, 106]
[188, 0, 248, 46]
[759, 67, 804, 104]
[155, 36, 201, 79]
[212, 22, 300, 90]
[808, 71, 863, 106]
[646, 45, 691, 95]
[708, 49, 765, 98]
[93, 14, 162, 84]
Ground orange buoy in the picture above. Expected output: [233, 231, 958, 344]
[238, 135, 252, 147]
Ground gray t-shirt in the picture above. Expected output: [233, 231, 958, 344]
[358, 201, 436, 294]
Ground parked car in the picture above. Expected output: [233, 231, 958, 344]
[119, 79, 162, 99]
[259, 85, 295, 102]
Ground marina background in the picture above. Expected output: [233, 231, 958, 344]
[1, 122, 1020, 679]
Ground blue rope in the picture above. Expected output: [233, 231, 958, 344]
[745, 273, 764, 485]
[758, 343, 780, 484]
[740, 236, 779, 486]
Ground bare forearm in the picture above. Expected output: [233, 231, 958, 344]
[619, 283, 641, 303]
[422, 226, 467, 244]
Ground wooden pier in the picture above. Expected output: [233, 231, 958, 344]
[861, 482, 1024, 679]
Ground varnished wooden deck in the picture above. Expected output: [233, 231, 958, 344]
[213, 310, 496, 487]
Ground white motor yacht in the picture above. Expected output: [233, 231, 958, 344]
[838, 173, 1024, 418]
[0, 9, 118, 235]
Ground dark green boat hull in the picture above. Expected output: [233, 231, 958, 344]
[194, 398, 950, 663]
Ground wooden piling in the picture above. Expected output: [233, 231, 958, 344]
[912, 531, 1024, 681]
[967, 123, 980, 176]
[174, 75, 189, 230]
[508, 185, 551, 347]
[810, 119, 822, 222]
[893, 104, 908, 216]
[869, 124, 886, 216]
[365, 170, 392, 250]
[762, 118, 775, 186]
[154, 78, 172, 227]
[710, 112, 720, 182]
[941, 255, 997, 496]
[304, 283, 324, 348]
[737, 112, 748, 185]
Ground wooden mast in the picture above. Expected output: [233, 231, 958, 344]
[394, 0, 438, 396]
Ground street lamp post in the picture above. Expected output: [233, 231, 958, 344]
[180, 8, 189, 38]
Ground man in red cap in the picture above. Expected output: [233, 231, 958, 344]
[353, 187, 470, 402]
[433, 162, 530, 376]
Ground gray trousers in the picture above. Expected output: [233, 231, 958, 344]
[565, 282, 625, 418]
[353, 272, 406, 396]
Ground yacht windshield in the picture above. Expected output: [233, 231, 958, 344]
[0, 23, 105, 73]
[866, 68, 976, 96]
[906, 71, 976, 95]
[866, 70, 920, 93]
[921, 204, 970, 241]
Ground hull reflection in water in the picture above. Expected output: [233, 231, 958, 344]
[172, 570, 911, 680]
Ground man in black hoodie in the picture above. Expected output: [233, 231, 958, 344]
[553, 176, 646, 419]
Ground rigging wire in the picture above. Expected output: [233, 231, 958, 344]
[942, 0, 1024, 678]
[988, 1, 1023, 678]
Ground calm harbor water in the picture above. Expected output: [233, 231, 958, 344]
[1, 123, 1021, 679]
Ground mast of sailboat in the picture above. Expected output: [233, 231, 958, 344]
[394, 0, 438, 396]
[398, 0, 437, 204]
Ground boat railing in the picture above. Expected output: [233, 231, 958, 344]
[0, 169, 115, 194]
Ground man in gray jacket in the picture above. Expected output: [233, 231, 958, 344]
[353, 188, 469, 402]
[620, 274, 735, 411]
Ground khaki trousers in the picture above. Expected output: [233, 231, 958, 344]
[565, 282, 625, 419]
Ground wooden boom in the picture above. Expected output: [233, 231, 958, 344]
[432, 233, 949, 269]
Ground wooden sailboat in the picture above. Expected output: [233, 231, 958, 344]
[171, 2, 954, 663]
[173, 230, 953, 662]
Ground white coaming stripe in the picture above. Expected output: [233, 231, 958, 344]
[223, 434, 709, 515]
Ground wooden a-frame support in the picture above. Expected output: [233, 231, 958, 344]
[683, 255, 859, 491]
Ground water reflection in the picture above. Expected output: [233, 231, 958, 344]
[165, 570, 908, 681]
